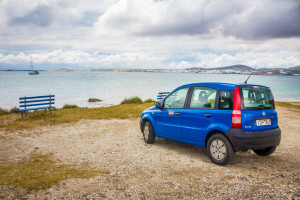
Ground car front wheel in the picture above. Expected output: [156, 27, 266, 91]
[143, 121, 155, 144]
[207, 134, 235, 165]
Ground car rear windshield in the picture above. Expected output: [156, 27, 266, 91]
[240, 86, 275, 110]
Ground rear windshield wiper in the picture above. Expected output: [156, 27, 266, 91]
[257, 105, 266, 109]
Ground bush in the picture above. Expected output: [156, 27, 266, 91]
[9, 107, 19, 114]
[144, 98, 154, 103]
[0, 108, 9, 115]
[121, 96, 143, 104]
[63, 104, 78, 109]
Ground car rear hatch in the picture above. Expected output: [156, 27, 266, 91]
[239, 86, 278, 131]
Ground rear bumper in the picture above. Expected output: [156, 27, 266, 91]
[225, 127, 281, 152]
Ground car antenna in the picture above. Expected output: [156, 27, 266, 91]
[244, 65, 257, 84]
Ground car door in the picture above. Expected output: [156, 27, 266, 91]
[155, 87, 189, 138]
[181, 86, 218, 145]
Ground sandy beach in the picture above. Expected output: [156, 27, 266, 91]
[0, 106, 300, 199]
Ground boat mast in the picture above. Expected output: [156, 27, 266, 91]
[30, 56, 33, 72]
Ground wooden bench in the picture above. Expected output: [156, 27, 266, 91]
[19, 95, 55, 118]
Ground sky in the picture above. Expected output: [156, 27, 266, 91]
[0, 0, 300, 70]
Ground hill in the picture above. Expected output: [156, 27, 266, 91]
[211, 65, 253, 71]
[288, 66, 300, 72]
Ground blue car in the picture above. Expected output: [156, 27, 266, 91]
[140, 82, 281, 165]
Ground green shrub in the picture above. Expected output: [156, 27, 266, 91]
[0, 108, 9, 115]
[63, 104, 78, 109]
[121, 96, 143, 104]
[9, 107, 19, 114]
[144, 98, 154, 103]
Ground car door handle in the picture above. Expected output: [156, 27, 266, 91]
[175, 112, 180, 116]
[205, 114, 212, 117]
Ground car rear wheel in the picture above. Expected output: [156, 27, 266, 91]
[207, 134, 235, 165]
[143, 121, 155, 144]
[253, 146, 276, 156]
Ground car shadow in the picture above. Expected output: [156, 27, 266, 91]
[154, 137, 211, 163]
[153, 137, 294, 170]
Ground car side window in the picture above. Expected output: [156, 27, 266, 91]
[190, 87, 216, 109]
[219, 90, 233, 110]
[164, 87, 189, 109]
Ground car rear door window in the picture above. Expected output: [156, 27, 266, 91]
[219, 90, 233, 110]
[190, 87, 216, 109]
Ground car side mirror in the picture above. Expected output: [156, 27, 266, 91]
[155, 102, 162, 109]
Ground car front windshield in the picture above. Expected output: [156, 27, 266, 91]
[240, 86, 274, 110]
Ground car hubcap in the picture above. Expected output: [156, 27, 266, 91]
[210, 139, 226, 160]
[144, 125, 149, 141]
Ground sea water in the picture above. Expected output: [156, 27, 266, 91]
[0, 71, 299, 109]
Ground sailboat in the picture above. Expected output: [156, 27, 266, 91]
[28, 57, 39, 75]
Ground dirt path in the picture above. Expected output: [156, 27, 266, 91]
[0, 107, 300, 199]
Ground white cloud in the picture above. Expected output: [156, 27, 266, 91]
[94, 0, 300, 39]
[0, 50, 164, 68]
[1, 48, 299, 69]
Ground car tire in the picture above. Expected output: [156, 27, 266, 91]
[143, 121, 155, 144]
[253, 146, 276, 156]
[207, 134, 235, 166]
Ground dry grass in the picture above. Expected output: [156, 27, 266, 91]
[276, 101, 300, 109]
[0, 154, 109, 190]
[0, 103, 153, 131]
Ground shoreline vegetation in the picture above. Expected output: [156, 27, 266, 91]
[0, 99, 298, 131]
[0, 97, 154, 131]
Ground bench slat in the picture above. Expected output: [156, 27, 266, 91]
[20, 99, 55, 104]
[157, 95, 168, 97]
[19, 95, 55, 100]
[20, 102, 55, 108]
[158, 92, 170, 94]
[19, 106, 55, 112]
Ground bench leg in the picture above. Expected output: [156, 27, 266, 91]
[21, 112, 23, 118]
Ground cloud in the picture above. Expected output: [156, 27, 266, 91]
[0, 50, 164, 69]
[1, 48, 299, 69]
[95, 0, 300, 39]
[0, 0, 299, 69]
[9, 5, 53, 27]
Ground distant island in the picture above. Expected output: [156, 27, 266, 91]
[91, 65, 300, 76]
[1, 65, 300, 76]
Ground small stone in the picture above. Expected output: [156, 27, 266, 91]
[34, 147, 39, 149]
[9, 186, 16, 189]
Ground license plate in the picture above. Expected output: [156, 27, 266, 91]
[256, 119, 271, 126]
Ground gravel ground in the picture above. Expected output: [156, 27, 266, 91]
[0, 107, 299, 199]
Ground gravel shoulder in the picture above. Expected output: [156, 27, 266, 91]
[0, 107, 300, 199]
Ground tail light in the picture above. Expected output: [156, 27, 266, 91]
[232, 87, 242, 128]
